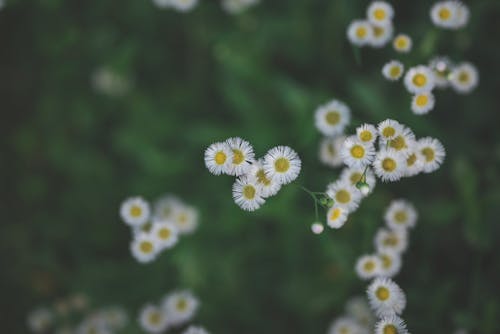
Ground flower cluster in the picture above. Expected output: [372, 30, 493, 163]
[204, 137, 301, 211]
[430, 1, 469, 30]
[119, 195, 198, 263]
[138, 290, 205, 334]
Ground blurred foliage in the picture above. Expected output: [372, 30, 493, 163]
[1, 0, 500, 333]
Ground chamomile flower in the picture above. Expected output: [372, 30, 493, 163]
[374, 228, 408, 254]
[404, 65, 436, 94]
[153, 195, 183, 221]
[151, 221, 178, 249]
[411, 91, 435, 115]
[120, 197, 151, 227]
[385, 200, 418, 230]
[183, 326, 210, 334]
[171, 204, 198, 235]
[355, 254, 382, 280]
[454, 2, 470, 28]
[374, 315, 409, 334]
[392, 34, 412, 53]
[314, 99, 351, 137]
[367, 1, 394, 27]
[138, 304, 169, 334]
[327, 316, 366, 334]
[130, 233, 159, 263]
[263, 146, 302, 184]
[377, 250, 403, 278]
[386, 126, 415, 155]
[417, 137, 446, 173]
[429, 56, 452, 88]
[373, 149, 406, 182]
[319, 136, 346, 168]
[345, 297, 376, 328]
[377, 119, 404, 141]
[341, 136, 376, 168]
[232, 177, 265, 211]
[326, 205, 349, 229]
[162, 291, 199, 326]
[246, 160, 282, 198]
[449, 62, 479, 94]
[340, 166, 377, 195]
[430, 1, 459, 29]
[225, 137, 255, 176]
[370, 23, 394, 48]
[367, 277, 406, 317]
[356, 124, 378, 145]
[403, 147, 424, 177]
[27, 308, 53, 333]
[382, 60, 404, 81]
[326, 180, 362, 211]
[347, 20, 374, 47]
[204, 142, 233, 175]
[168, 0, 198, 12]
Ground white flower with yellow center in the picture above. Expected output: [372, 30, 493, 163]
[385, 200, 418, 231]
[232, 177, 265, 211]
[153, 195, 183, 221]
[171, 204, 198, 235]
[377, 119, 404, 141]
[377, 250, 402, 278]
[326, 205, 349, 229]
[226, 137, 255, 176]
[163, 291, 199, 326]
[402, 147, 424, 177]
[247, 160, 282, 198]
[120, 197, 151, 227]
[327, 316, 365, 334]
[151, 221, 179, 249]
[138, 304, 169, 334]
[168, 0, 199, 12]
[404, 65, 436, 94]
[429, 56, 452, 88]
[367, 1, 394, 27]
[319, 136, 346, 168]
[417, 137, 446, 173]
[341, 136, 376, 168]
[345, 297, 376, 329]
[27, 308, 53, 333]
[356, 124, 378, 145]
[374, 228, 408, 254]
[340, 166, 377, 195]
[373, 149, 406, 182]
[183, 326, 210, 334]
[347, 20, 374, 47]
[374, 315, 409, 334]
[130, 233, 159, 263]
[355, 254, 382, 280]
[411, 91, 435, 115]
[370, 23, 394, 48]
[382, 60, 404, 81]
[204, 142, 233, 175]
[367, 277, 406, 317]
[314, 99, 351, 137]
[392, 34, 412, 53]
[430, 1, 459, 29]
[263, 146, 301, 184]
[450, 62, 479, 94]
[454, 2, 470, 29]
[326, 180, 362, 211]
[385, 127, 415, 156]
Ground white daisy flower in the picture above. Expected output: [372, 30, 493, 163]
[430, 1, 459, 29]
[340, 166, 377, 195]
[454, 2, 470, 29]
[367, 277, 406, 317]
[372, 149, 406, 182]
[367, 1, 394, 27]
[355, 254, 382, 280]
[319, 136, 346, 168]
[374, 315, 409, 334]
[411, 91, 435, 115]
[171, 204, 199, 235]
[204, 142, 233, 175]
[385, 200, 418, 230]
[314, 99, 351, 137]
[130, 233, 159, 263]
[27, 308, 53, 333]
[347, 20, 374, 47]
[138, 304, 169, 334]
[263, 146, 301, 184]
[345, 297, 376, 328]
[326, 180, 362, 211]
[341, 136, 376, 168]
[151, 221, 179, 249]
[225, 137, 255, 176]
[449, 62, 479, 94]
[246, 160, 282, 198]
[326, 205, 349, 229]
[369, 23, 394, 48]
[311, 222, 325, 234]
[386, 126, 416, 156]
[183, 326, 210, 334]
[162, 291, 199, 326]
[417, 137, 446, 173]
[377, 119, 404, 141]
[374, 228, 408, 254]
[404, 65, 436, 94]
[153, 194, 183, 221]
[356, 124, 378, 145]
[100, 307, 128, 330]
[382, 60, 404, 81]
[377, 250, 403, 278]
[403, 147, 424, 177]
[392, 34, 412, 53]
[232, 177, 265, 211]
[120, 197, 151, 227]
[327, 316, 366, 334]
[429, 56, 452, 89]
[168, 0, 198, 12]
[75, 320, 110, 334]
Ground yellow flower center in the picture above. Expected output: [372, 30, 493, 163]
[413, 73, 427, 87]
[330, 208, 341, 221]
[215, 151, 227, 165]
[407, 153, 417, 166]
[458, 71, 470, 83]
[356, 26, 367, 38]
[373, 25, 384, 37]
[439, 7, 451, 20]
[256, 170, 271, 186]
[395, 36, 408, 49]
[176, 299, 187, 311]
[363, 260, 375, 272]
[349, 172, 362, 185]
[389, 135, 406, 151]
[382, 127, 395, 138]
[415, 94, 428, 107]
[390, 66, 401, 78]
[421, 147, 435, 162]
[158, 228, 171, 240]
[384, 235, 398, 246]
[130, 205, 142, 218]
[394, 211, 408, 223]
[350, 145, 365, 159]
[140, 241, 154, 254]
[376, 286, 390, 301]
[381, 254, 392, 268]
[148, 312, 162, 325]
[382, 158, 397, 172]
[335, 190, 351, 204]
[327, 142, 336, 156]
[339, 327, 350, 334]
[374, 8, 386, 20]
[232, 149, 244, 165]
[243, 185, 256, 200]
[383, 324, 398, 334]
[359, 130, 372, 142]
[274, 157, 290, 173]
[325, 111, 341, 125]
[177, 212, 188, 225]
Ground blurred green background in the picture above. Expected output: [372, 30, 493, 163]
[2, 0, 500, 333]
